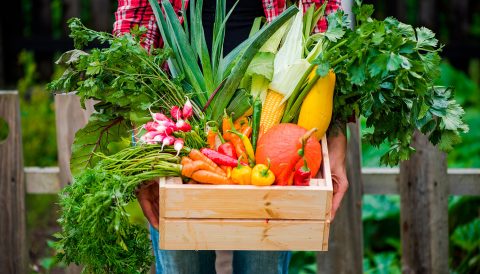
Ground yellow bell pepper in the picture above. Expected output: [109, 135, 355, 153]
[231, 159, 252, 185]
[297, 69, 336, 140]
[251, 163, 275, 186]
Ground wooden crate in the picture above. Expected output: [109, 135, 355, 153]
[159, 135, 332, 251]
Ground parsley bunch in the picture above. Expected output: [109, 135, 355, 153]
[55, 146, 182, 273]
[314, 1, 468, 166]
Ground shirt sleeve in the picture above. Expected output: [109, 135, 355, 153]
[303, 0, 341, 33]
[113, 0, 188, 49]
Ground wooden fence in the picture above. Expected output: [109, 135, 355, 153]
[1, 90, 479, 274]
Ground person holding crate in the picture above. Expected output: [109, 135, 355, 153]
[114, 0, 348, 273]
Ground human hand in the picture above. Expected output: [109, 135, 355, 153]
[136, 180, 159, 229]
[327, 128, 349, 220]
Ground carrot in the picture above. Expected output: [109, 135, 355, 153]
[189, 149, 226, 176]
[181, 160, 210, 177]
[181, 156, 193, 166]
[191, 170, 233, 185]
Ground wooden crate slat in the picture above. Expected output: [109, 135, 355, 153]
[160, 219, 328, 251]
[161, 183, 332, 220]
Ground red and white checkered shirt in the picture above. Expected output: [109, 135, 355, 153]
[114, 0, 341, 49]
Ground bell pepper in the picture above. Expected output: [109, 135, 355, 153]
[231, 157, 252, 185]
[293, 159, 311, 186]
[218, 142, 237, 159]
[252, 161, 275, 186]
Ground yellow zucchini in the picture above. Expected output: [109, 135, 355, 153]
[297, 70, 336, 139]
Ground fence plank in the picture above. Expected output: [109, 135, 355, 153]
[399, 131, 449, 274]
[54, 93, 94, 187]
[0, 91, 27, 273]
[25, 167, 61, 194]
[317, 122, 364, 273]
[362, 168, 480, 195]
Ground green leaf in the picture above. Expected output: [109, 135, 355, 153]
[437, 130, 461, 152]
[451, 218, 480, 251]
[245, 52, 275, 80]
[387, 53, 402, 71]
[70, 115, 129, 176]
[55, 49, 88, 65]
[416, 26, 438, 49]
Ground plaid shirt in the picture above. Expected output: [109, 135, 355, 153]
[114, 0, 341, 49]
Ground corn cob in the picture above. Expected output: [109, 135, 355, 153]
[260, 89, 286, 133]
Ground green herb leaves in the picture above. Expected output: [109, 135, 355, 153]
[56, 146, 182, 273]
[316, 3, 468, 166]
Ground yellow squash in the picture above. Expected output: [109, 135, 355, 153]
[297, 70, 336, 140]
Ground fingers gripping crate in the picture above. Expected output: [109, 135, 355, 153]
[158, 135, 332, 251]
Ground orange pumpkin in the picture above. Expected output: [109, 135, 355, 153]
[255, 123, 322, 185]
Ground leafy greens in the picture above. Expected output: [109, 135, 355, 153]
[311, 1, 468, 166]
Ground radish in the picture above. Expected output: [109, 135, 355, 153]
[155, 120, 176, 135]
[152, 112, 171, 123]
[182, 99, 193, 120]
[175, 120, 191, 132]
[143, 121, 158, 132]
[170, 106, 182, 121]
[161, 136, 175, 150]
[174, 138, 184, 156]
[143, 131, 162, 140]
[152, 134, 166, 143]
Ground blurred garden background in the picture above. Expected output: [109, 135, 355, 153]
[0, 0, 479, 273]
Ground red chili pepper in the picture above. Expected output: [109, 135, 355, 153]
[217, 142, 237, 159]
[293, 159, 311, 186]
[200, 148, 239, 167]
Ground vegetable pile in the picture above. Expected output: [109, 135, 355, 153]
[49, 0, 468, 272]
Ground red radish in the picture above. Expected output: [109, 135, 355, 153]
[143, 131, 163, 140]
[170, 106, 182, 121]
[155, 121, 175, 135]
[174, 138, 184, 156]
[153, 134, 166, 143]
[176, 120, 191, 132]
[182, 99, 193, 119]
[144, 121, 158, 132]
[162, 136, 175, 150]
[152, 112, 171, 123]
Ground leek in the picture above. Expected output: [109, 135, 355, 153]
[268, 7, 310, 102]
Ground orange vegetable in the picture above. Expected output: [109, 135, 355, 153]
[207, 129, 217, 149]
[191, 170, 233, 185]
[181, 156, 193, 166]
[189, 149, 226, 176]
[181, 160, 213, 177]
[255, 124, 322, 185]
[241, 125, 252, 138]
[234, 116, 249, 130]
